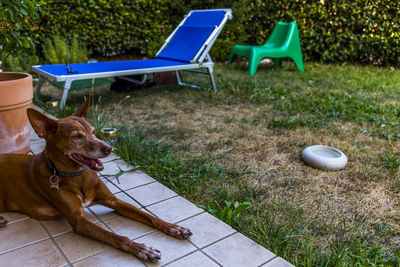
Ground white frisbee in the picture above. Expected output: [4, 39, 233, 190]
[302, 145, 348, 170]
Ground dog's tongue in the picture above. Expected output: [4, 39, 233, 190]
[72, 154, 104, 171]
[87, 158, 104, 171]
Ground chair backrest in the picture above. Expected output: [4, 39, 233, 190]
[156, 9, 232, 63]
[264, 21, 295, 48]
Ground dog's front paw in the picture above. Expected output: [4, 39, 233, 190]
[137, 243, 161, 263]
[0, 216, 8, 227]
[164, 224, 193, 239]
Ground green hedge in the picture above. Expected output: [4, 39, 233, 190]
[36, 0, 174, 57]
[34, 0, 400, 66]
[240, 0, 400, 65]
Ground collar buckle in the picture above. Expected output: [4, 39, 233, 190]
[45, 158, 87, 190]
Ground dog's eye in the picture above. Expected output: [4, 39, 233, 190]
[72, 134, 84, 138]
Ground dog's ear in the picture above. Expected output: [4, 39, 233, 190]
[27, 108, 58, 139]
[73, 94, 91, 118]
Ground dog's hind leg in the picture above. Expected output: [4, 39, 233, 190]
[0, 216, 8, 227]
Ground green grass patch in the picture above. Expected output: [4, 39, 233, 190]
[380, 152, 400, 172]
[215, 63, 400, 140]
[112, 127, 241, 199]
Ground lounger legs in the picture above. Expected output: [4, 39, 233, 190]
[34, 76, 44, 101]
[176, 71, 200, 89]
[60, 80, 72, 109]
[207, 66, 217, 92]
[175, 67, 217, 92]
[34, 76, 71, 110]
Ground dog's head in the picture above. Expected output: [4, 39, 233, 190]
[27, 96, 112, 171]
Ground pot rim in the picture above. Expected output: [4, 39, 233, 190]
[0, 72, 32, 83]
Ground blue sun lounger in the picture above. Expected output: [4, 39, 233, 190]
[32, 9, 233, 109]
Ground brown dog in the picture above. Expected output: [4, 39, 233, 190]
[0, 97, 192, 262]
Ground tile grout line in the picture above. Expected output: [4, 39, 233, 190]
[41, 213, 150, 266]
[160, 241, 224, 267]
[38, 221, 73, 267]
[142, 194, 180, 209]
[160, 222, 238, 267]
[160, 250, 203, 267]
[175, 211, 206, 224]
[89, 205, 160, 243]
[37, 219, 110, 260]
[118, 193, 181, 215]
[199, 231, 238, 251]
[102, 155, 122, 164]
[131, 228, 160, 242]
[0, 237, 50, 257]
[156, 213, 207, 267]
[113, 190, 147, 209]
[69, 248, 147, 267]
[257, 256, 278, 267]
[161, 230, 240, 267]
[174, 211, 211, 257]
[0, 216, 29, 226]
[94, 210, 160, 241]
[86, 208, 114, 232]
[70, 247, 113, 265]
[197, 232, 239, 267]
[201, 230, 279, 267]
[0, 218, 50, 256]
[105, 176, 157, 193]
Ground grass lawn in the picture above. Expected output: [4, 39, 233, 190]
[40, 61, 400, 266]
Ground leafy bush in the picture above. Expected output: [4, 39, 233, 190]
[241, 0, 400, 66]
[36, 0, 173, 57]
[0, 0, 39, 70]
[42, 36, 88, 64]
[4, 52, 39, 73]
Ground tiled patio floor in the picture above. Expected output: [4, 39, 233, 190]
[0, 112, 294, 266]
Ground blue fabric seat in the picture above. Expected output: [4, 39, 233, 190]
[38, 59, 188, 77]
[32, 9, 233, 109]
[157, 26, 216, 63]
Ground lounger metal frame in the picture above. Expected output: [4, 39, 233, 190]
[32, 9, 232, 109]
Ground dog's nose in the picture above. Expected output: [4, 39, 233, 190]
[102, 143, 112, 155]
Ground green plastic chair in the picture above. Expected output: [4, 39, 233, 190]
[227, 21, 304, 75]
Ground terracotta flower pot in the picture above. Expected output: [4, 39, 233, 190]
[0, 72, 33, 154]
